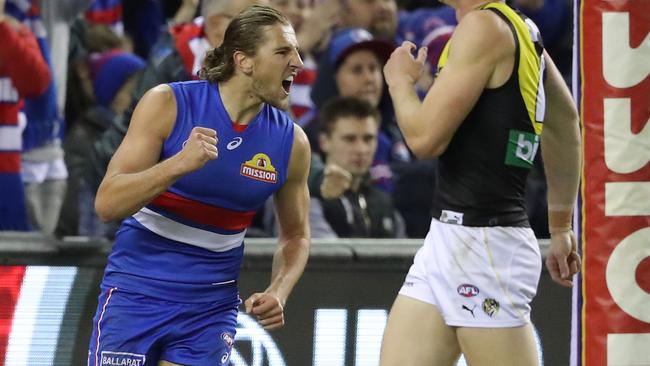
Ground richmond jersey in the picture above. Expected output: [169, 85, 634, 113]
[102, 80, 295, 301]
[432, 2, 546, 227]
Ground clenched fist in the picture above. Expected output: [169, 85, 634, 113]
[244, 292, 285, 330]
[176, 127, 218, 174]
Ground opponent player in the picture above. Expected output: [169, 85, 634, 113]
[87, 6, 310, 365]
[379, 1, 581, 365]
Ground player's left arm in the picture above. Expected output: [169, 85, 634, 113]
[541, 50, 582, 287]
[244, 125, 311, 330]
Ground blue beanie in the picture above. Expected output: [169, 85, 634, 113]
[92, 50, 146, 108]
[328, 28, 395, 68]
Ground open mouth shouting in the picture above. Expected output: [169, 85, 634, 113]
[282, 75, 294, 95]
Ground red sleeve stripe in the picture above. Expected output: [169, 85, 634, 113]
[149, 191, 256, 231]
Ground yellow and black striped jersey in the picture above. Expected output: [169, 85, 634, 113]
[432, 2, 546, 227]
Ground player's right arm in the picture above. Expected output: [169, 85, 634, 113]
[95, 84, 218, 222]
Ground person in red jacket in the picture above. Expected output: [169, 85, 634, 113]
[0, 2, 51, 231]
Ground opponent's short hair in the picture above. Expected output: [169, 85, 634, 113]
[199, 5, 289, 83]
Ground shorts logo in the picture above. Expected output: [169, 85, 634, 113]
[462, 304, 476, 317]
[240, 153, 278, 183]
[482, 298, 500, 317]
[440, 210, 463, 225]
[457, 284, 480, 297]
[505, 130, 540, 168]
[221, 352, 230, 364]
[221, 332, 235, 348]
[100, 351, 145, 366]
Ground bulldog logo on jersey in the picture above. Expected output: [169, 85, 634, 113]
[241, 153, 278, 183]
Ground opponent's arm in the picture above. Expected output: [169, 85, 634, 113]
[95, 84, 218, 222]
[541, 51, 582, 287]
[384, 11, 511, 159]
[245, 125, 311, 330]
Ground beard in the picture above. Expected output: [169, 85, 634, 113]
[252, 78, 290, 111]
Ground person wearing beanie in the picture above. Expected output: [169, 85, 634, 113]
[91, 49, 146, 111]
[60, 49, 145, 237]
[299, 28, 403, 203]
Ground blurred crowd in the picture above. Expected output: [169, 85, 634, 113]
[0, 0, 573, 240]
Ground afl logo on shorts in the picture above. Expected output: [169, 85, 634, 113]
[482, 298, 500, 317]
[457, 284, 480, 297]
[241, 153, 278, 183]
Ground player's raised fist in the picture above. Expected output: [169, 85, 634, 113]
[176, 127, 218, 173]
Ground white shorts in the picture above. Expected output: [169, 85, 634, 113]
[399, 218, 541, 328]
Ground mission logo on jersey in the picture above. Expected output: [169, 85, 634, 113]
[240, 153, 278, 183]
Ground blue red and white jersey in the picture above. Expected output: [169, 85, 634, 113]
[103, 80, 295, 302]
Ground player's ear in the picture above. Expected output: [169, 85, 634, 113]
[234, 50, 254, 75]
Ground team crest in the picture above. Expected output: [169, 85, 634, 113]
[240, 153, 278, 183]
[482, 298, 500, 317]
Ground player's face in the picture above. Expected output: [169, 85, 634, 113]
[250, 23, 304, 110]
[335, 50, 384, 107]
[320, 116, 379, 177]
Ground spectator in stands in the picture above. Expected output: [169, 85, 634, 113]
[308, 1, 458, 237]
[5, 1, 69, 235]
[311, 97, 405, 238]
[64, 50, 145, 237]
[301, 28, 406, 194]
[313, 0, 456, 95]
[0, 2, 50, 231]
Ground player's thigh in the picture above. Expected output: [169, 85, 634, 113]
[380, 295, 461, 366]
[457, 323, 539, 366]
[158, 361, 182, 366]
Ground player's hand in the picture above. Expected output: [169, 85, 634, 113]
[244, 292, 285, 330]
[383, 41, 428, 88]
[545, 230, 581, 287]
[176, 127, 218, 174]
[320, 163, 352, 199]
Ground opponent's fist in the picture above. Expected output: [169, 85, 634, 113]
[320, 163, 352, 199]
[176, 127, 218, 173]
